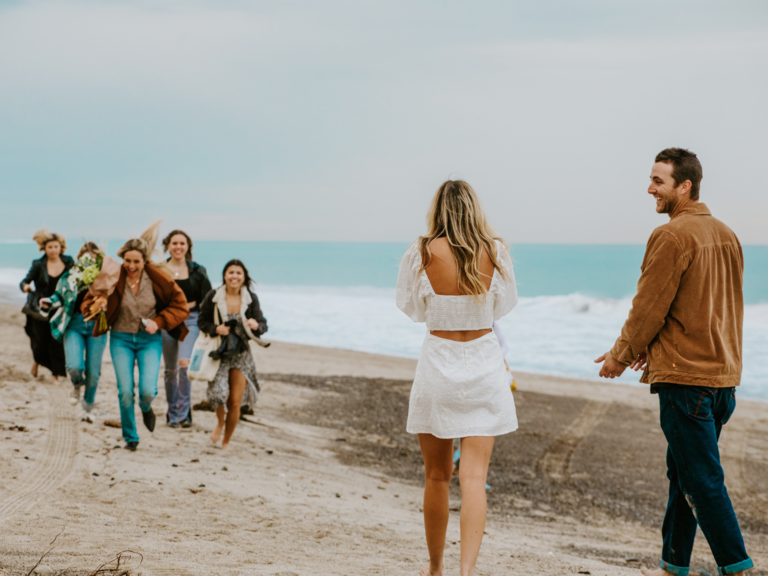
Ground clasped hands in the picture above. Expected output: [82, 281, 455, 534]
[594, 348, 648, 379]
[215, 318, 259, 336]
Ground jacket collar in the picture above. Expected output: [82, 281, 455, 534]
[212, 285, 252, 318]
[671, 201, 711, 220]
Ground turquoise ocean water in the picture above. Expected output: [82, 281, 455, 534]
[1, 241, 766, 398]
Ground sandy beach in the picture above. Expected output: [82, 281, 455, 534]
[1, 301, 767, 576]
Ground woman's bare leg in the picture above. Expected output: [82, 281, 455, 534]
[458, 436, 495, 576]
[210, 406, 226, 443]
[221, 369, 246, 450]
[417, 433, 454, 576]
[31, 362, 39, 378]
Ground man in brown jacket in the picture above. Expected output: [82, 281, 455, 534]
[595, 148, 753, 576]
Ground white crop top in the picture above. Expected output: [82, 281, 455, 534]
[396, 240, 518, 331]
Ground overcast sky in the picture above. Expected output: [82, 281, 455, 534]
[1, 0, 767, 244]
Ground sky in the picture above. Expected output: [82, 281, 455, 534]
[1, 0, 767, 244]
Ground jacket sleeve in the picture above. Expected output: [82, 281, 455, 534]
[610, 229, 686, 366]
[246, 292, 268, 336]
[20, 261, 39, 292]
[154, 282, 189, 332]
[48, 274, 68, 307]
[198, 268, 213, 302]
[197, 290, 218, 337]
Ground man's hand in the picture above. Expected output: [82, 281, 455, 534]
[630, 349, 648, 372]
[594, 351, 627, 379]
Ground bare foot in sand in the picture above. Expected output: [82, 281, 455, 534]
[51, 375, 59, 385]
[210, 423, 224, 444]
[222, 442, 232, 451]
[30, 362, 39, 378]
[420, 564, 442, 576]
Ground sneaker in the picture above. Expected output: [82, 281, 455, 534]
[69, 385, 83, 405]
[125, 441, 139, 451]
[142, 407, 156, 432]
[180, 417, 192, 429]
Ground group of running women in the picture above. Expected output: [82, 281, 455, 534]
[20, 222, 268, 452]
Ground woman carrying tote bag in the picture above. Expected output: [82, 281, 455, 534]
[197, 259, 268, 450]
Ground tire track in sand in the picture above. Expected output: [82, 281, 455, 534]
[536, 400, 611, 482]
[0, 384, 78, 521]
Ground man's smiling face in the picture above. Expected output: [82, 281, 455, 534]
[648, 161, 685, 214]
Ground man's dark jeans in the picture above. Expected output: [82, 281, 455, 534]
[657, 385, 753, 576]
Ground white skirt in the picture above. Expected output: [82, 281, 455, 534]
[406, 332, 518, 439]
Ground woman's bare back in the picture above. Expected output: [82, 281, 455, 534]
[424, 237, 495, 342]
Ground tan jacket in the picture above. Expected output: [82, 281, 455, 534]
[610, 203, 743, 387]
[82, 263, 190, 341]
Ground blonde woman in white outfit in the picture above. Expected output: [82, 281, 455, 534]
[396, 180, 518, 576]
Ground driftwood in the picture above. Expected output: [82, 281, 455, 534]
[23, 530, 143, 576]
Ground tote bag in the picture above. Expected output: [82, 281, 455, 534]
[188, 304, 222, 382]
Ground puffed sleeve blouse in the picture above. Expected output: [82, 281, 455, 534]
[396, 239, 518, 331]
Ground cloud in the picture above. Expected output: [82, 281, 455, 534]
[1, 1, 767, 243]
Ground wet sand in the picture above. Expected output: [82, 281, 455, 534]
[1, 302, 767, 575]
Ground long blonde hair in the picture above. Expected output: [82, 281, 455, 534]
[417, 180, 510, 299]
[33, 228, 67, 252]
[116, 221, 171, 277]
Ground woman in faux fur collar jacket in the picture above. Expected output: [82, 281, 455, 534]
[197, 259, 268, 450]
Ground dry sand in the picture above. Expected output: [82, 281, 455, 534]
[0, 302, 766, 575]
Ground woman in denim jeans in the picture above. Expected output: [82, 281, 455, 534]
[83, 222, 189, 451]
[41, 242, 108, 421]
[161, 230, 211, 428]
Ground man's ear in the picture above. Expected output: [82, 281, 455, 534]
[678, 180, 692, 198]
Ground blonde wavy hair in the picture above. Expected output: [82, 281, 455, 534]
[33, 228, 67, 252]
[116, 221, 171, 277]
[417, 180, 510, 299]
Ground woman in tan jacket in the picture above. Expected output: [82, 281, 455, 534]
[83, 222, 189, 451]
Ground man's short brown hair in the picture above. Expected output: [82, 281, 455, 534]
[655, 148, 703, 201]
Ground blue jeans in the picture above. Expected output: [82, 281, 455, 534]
[162, 311, 199, 424]
[63, 313, 108, 407]
[658, 386, 753, 576]
[110, 330, 163, 443]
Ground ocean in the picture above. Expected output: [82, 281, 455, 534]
[2, 241, 766, 399]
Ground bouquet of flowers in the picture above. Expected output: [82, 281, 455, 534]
[80, 254, 121, 332]
[67, 253, 102, 292]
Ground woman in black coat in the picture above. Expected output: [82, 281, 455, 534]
[20, 229, 74, 383]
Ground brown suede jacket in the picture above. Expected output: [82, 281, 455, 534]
[82, 263, 190, 341]
[610, 203, 743, 388]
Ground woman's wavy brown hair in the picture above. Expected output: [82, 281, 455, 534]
[116, 221, 171, 277]
[33, 228, 67, 252]
[162, 229, 193, 261]
[77, 242, 102, 259]
[417, 180, 510, 300]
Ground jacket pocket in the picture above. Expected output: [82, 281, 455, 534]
[683, 387, 714, 421]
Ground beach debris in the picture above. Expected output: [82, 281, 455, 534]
[274, 572, 299, 576]
[190, 458, 200, 463]
[266, 449, 274, 455]
[193, 400, 214, 412]
[10, 424, 27, 431]
[577, 571, 591, 575]
[335, 438, 347, 442]
[626, 557, 640, 563]
[189, 488, 202, 494]
[335, 493, 341, 498]
[222, 466, 229, 471]
[362, 494, 371, 499]
[32, 566, 53, 575]
[104, 420, 121, 428]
